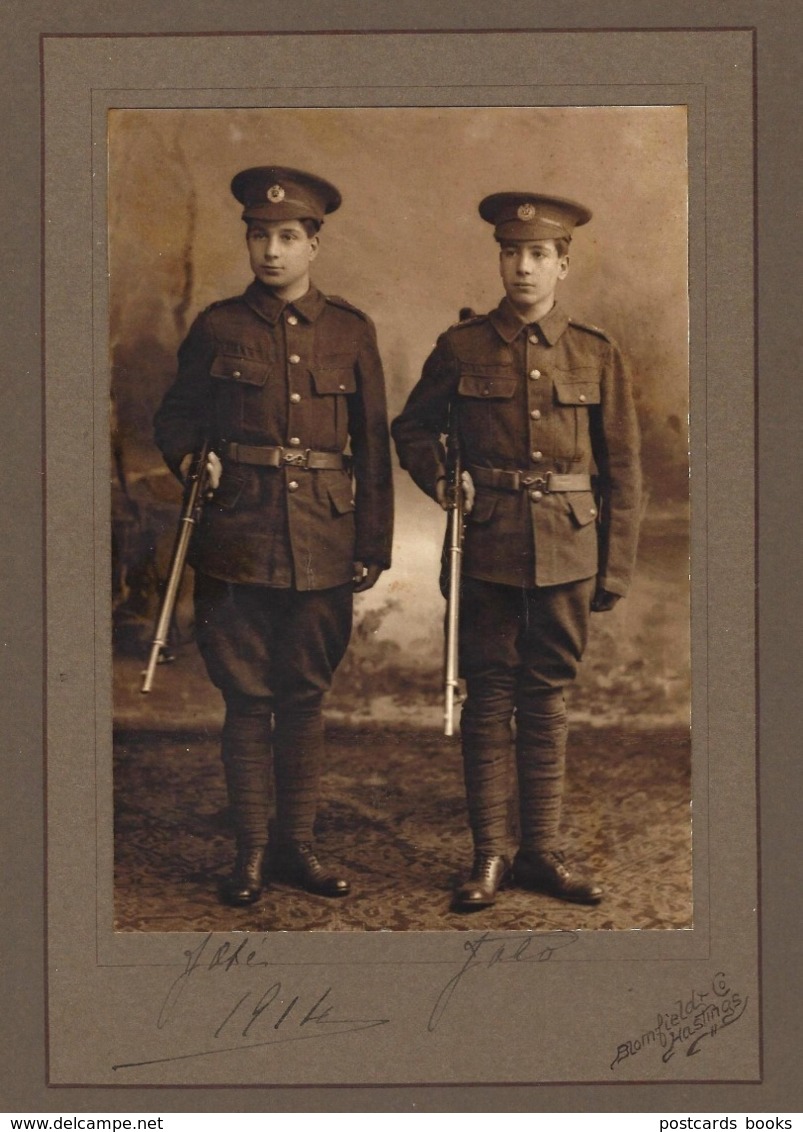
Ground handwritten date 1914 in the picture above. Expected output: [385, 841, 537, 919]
[111, 934, 389, 1072]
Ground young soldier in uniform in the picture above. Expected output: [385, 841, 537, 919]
[154, 166, 393, 906]
[392, 192, 641, 911]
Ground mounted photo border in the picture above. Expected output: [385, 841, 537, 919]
[39, 28, 756, 1088]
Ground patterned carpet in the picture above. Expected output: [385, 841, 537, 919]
[113, 722, 692, 933]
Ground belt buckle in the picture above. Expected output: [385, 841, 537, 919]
[282, 449, 307, 467]
[522, 473, 551, 492]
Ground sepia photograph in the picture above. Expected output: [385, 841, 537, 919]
[32, 21, 770, 1091]
[109, 105, 691, 935]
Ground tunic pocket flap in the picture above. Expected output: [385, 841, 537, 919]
[458, 372, 517, 400]
[312, 366, 357, 395]
[553, 377, 601, 406]
[327, 476, 356, 514]
[566, 491, 599, 527]
[466, 491, 498, 524]
[210, 354, 269, 386]
[211, 469, 246, 510]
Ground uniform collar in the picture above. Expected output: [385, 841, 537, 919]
[244, 280, 327, 325]
[489, 297, 570, 346]
[538, 301, 570, 345]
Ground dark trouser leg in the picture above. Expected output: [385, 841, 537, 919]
[270, 585, 354, 896]
[270, 584, 353, 846]
[460, 671, 516, 856]
[515, 686, 567, 853]
[513, 578, 603, 902]
[194, 575, 276, 903]
[459, 578, 524, 857]
[221, 704, 272, 849]
[273, 702, 325, 847]
[452, 580, 519, 913]
[454, 672, 516, 909]
[194, 574, 276, 850]
[514, 577, 594, 852]
[217, 701, 273, 906]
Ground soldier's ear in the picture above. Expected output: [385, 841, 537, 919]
[308, 234, 320, 261]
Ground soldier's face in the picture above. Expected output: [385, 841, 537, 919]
[246, 220, 319, 301]
[499, 239, 569, 318]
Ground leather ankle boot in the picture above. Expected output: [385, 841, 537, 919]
[513, 848, 603, 904]
[220, 845, 266, 906]
[453, 852, 510, 911]
[272, 841, 351, 897]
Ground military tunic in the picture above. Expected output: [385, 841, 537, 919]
[392, 297, 640, 595]
[155, 280, 393, 588]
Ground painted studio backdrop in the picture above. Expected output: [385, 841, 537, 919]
[109, 108, 691, 932]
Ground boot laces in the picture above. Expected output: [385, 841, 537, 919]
[474, 853, 504, 881]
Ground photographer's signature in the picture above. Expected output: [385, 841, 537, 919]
[610, 971, 748, 1069]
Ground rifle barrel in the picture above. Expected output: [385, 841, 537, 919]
[443, 442, 464, 735]
[443, 510, 463, 735]
[140, 444, 209, 694]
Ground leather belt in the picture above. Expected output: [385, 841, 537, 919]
[469, 465, 592, 493]
[222, 442, 347, 470]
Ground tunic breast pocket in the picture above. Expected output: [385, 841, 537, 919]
[210, 353, 270, 432]
[311, 360, 357, 446]
[457, 365, 518, 453]
[457, 367, 517, 401]
[552, 372, 601, 459]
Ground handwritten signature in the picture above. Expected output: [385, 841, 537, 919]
[428, 930, 580, 1032]
[610, 971, 748, 1070]
[112, 933, 389, 1071]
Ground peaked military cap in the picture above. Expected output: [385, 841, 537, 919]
[479, 192, 592, 242]
[231, 165, 342, 224]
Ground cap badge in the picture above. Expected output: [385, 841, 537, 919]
[266, 184, 286, 202]
[517, 202, 537, 221]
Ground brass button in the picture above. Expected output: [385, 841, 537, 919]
[530, 490, 543, 502]
[579, 393, 587, 402]
[289, 354, 301, 364]
[528, 334, 538, 344]
[288, 480, 299, 492]
[531, 451, 543, 461]
[289, 392, 301, 404]
[530, 409, 541, 420]
[288, 437, 301, 447]
[338, 383, 347, 391]
[286, 314, 299, 325]
[590, 507, 597, 517]
[529, 369, 541, 380]
[232, 369, 241, 378]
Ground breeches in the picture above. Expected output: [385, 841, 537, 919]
[193, 573, 353, 846]
[458, 575, 595, 853]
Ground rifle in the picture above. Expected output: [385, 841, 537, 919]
[443, 307, 477, 735]
[443, 404, 464, 736]
[141, 440, 210, 693]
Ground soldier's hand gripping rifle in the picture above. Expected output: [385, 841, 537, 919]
[141, 440, 210, 693]
[443, 406, 464, 737]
